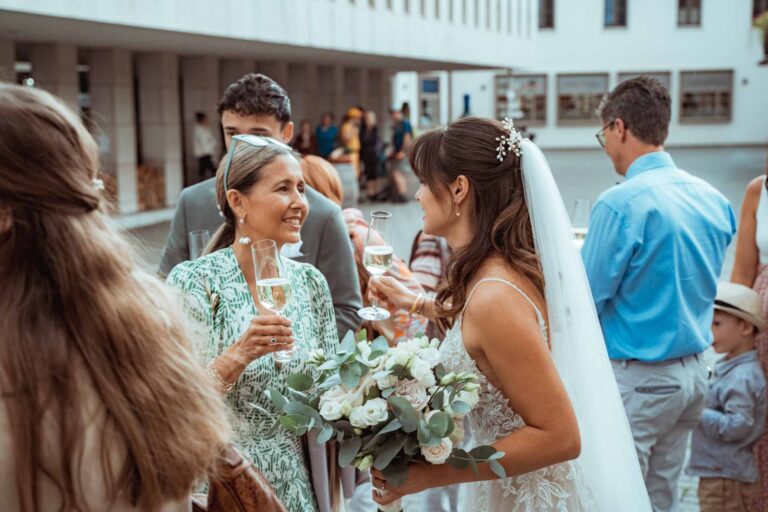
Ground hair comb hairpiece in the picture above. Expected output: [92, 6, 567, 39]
[92, 178, 105, 191]
[495, 117, 523, 162]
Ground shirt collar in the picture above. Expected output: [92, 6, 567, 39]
[715, 350, 759, 377]
[625, 151, 675, 180]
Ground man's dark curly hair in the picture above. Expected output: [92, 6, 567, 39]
[217, 73, 291, 124]
[598, 76, 671, 146]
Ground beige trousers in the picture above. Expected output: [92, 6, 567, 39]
[698, 477, 760, 512]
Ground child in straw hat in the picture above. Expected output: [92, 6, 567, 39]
[687, 282, 767, 512]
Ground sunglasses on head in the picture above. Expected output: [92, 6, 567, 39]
[222, 134, 293, 193]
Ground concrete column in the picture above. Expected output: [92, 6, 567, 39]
[287, 63, 308, 122]
[181, 56, 220, 185]
[333, 65, 346, 120]
[359, 68, 370, 111]
[304, 63, 320, 124]
[0, 40, 15, 83]
[259, 61, 288, 88]
[220, 58, 254, 90]
[135, 52, 183, 207]
[29, 43, 78, 107]
[89, 49, 138, 214]
[381, 70, 394, 137]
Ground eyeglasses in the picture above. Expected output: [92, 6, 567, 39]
[223, 134, 293, 192]
[595, 120, 616, 148]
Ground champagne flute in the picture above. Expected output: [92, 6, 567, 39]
[571, 199, 592, 250]
[358, 210, 393, 321]
[189, 229, 211, 260]
[252, 239, 295, 363]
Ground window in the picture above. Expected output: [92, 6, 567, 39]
[420, 0, 426, 16]
[486, 0, 492, 29]
[539, 0, 554, 28]
[604, 0, 627, 27]
[404, 0, 411, 13]
[678, 0, 700, 26]
[497, 0, 502, 31]
[680, 70, 733, 122]
[463, 0, 468, 24]
[475, 0, 480, 27]
[496, 74, 547, 125]
[557, 74, 609, 124]
[755, 0, 768, 18]
[419, 76, 441, 129]
[618, 72, 672, 92]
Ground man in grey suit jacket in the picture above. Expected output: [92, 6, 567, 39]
[159, 73, 362, 341]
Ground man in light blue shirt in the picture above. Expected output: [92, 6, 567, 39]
[582, 76, 736, 512]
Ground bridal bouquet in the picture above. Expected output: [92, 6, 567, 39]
[263, 332, 506, 512]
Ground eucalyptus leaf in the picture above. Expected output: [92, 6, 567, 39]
[287, 388, 310, 404]
[285, 401, 322, 423]
[417, 417, 432, 446]
[371, 337, 389, 354]
[468, 455, 479, 476]
[403, 437, 420, 456]
[356, 329, 368, 342]
[340, 331, 357, 353]
[388, 396, 418, 433]
[470, 445, 498, 461]
[431, 390, 444, 410]
[489, 459, 507, 479]
[339, 436, 362, 467]
[317, 424, 334, 444]
[389, 364, 409, 379]
[286, 373, 314, 391]
[381, 456, 410, 487]
[317, 374, 341, 391]
[340, 363, 363, 388]
[489, 451, 506, 461]
[428, 411, 451, 438]
[434, 363, 447, 380]
[448, 449, 470, 470]
[377, 418, 402, 436]
[317, 359, 340, 371]
[264, 389, 288, 411]
[449, 400, 471, 416]
[381, 388, 395, 398]
[373, 434, 408, 470]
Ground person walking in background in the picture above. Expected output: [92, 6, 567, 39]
[292, 119, 317, 155]
[193, 111, 218, 180]
[582, 76, 736, 512]
[360, 110, 382, 202]
[687, 282, 766, 512]
[0, 83, 231, 512]
[159, 73, 361, 342]
[316, 111, 338, 159]
[339, 107, 362, 176]
[388, 107, 413, 203]
[730, 158, 768, 509]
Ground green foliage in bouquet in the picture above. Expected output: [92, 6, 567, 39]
[261, 330, 507, 487]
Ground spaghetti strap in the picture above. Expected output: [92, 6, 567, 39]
[465, 278, 549, 345]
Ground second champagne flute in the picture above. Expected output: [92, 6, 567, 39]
[252, 239, 295, 363]
[358, 210, 393, 321]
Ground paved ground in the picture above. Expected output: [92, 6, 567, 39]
[128, 146, 767, 511]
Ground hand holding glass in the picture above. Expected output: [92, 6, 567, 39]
[358, 211, 393, 321]
[252, 239, 295, 363]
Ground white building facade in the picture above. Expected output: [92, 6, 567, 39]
[396, 0, 768, 150]
[0, 0, 536, 221]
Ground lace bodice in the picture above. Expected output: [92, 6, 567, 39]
[438, 278, 591, 512]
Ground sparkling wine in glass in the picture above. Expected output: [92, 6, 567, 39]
[358, 211, 393, 321]
[252, 239, 295, 363]
[571, 199, 592, 250]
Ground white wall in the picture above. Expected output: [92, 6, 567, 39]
[395, 0, 768, 149]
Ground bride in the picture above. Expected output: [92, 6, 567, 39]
[368, 117, 651, 511]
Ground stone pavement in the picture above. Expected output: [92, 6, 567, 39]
[128, 146, 767, 511]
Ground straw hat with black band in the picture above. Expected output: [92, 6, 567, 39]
[714, 281, 766, 331]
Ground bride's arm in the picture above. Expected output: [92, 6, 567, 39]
[367, 276, 440, 323]
[372, 283, 581, 505]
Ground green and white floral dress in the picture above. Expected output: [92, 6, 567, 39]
[167, 247, 339, 512]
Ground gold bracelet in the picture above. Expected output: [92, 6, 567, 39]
[409, 294, 424, 315]
[417, 296, 427, 316]
[207, 359, 235, 393]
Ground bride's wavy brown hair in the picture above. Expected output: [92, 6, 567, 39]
[0, 84, 231, 510]
[409, 117, 544, 331]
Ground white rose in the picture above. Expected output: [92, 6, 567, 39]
[409, 358, 437, 388]
[375, 371, 399, 390]
[307, 348, 326, 365]
[386, 346, 413, 369]
[421, 437, 453, 464]
[417, 347, 441, 368]
[349, 398, 390, 428]
[395, 379, 429, 411]
[457, 389, 480, 408]
[321, 385, 364, 417]
[319, 401, 343, 421]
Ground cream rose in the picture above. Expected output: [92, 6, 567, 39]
[395, 379, 429, 411]
[319, 401, 343, 421]
[409, 358, 437, 388]
[421, 437, 453, 464]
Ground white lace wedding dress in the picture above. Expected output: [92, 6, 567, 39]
[439, 277, 596, 512]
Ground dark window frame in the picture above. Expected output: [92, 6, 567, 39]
[556, 73, 610, 125]
[539, 0, 554, 28]
[604, 0, 627, 27]
[679, 69, 734, 124]
[678, 0, 701, 26]
[496, 74, 549, 126]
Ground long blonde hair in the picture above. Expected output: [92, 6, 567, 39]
[0, 84, 231, 511]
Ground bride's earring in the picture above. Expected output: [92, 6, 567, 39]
[455, 203, 461, 217]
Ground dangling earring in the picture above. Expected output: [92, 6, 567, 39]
[238, 214, 251, 245]
[455, 203, 461, 217]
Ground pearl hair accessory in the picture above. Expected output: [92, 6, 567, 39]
[92, 178, 105, 191]
[495, 117, 523, 162]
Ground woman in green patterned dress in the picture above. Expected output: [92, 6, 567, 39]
[167, 136, 338, 512]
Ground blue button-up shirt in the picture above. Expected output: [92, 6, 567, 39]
[582, 152, 736, 361]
